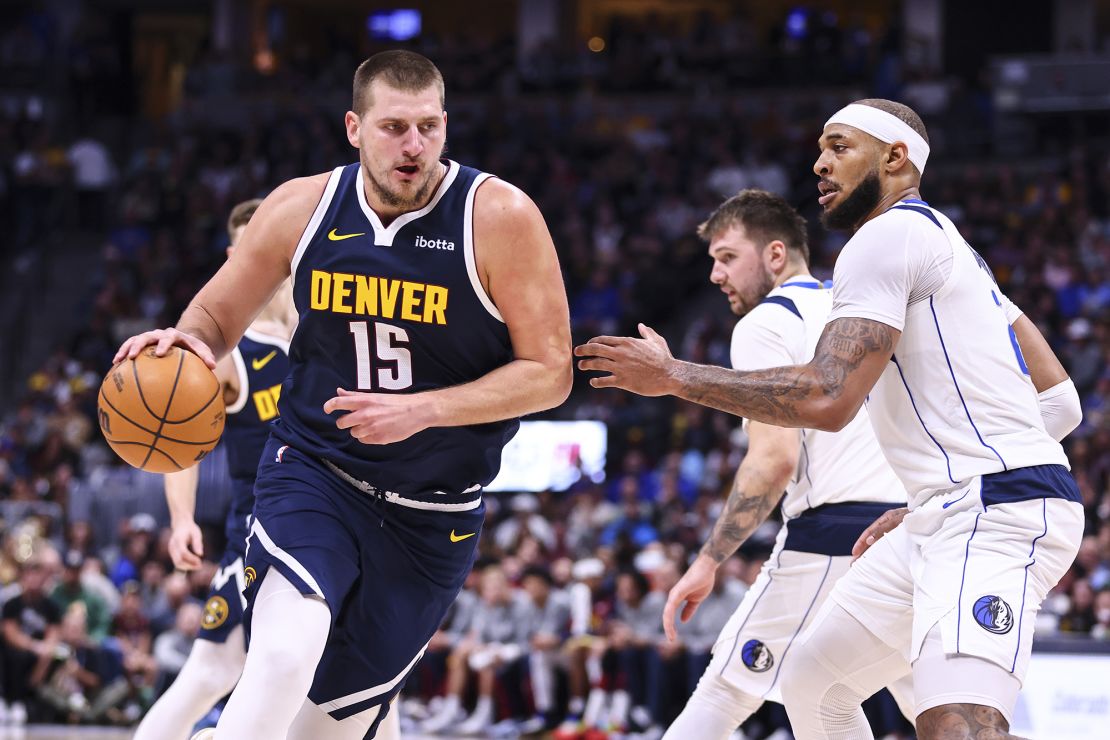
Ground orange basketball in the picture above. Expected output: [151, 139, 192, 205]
[97, 346, 226, 473]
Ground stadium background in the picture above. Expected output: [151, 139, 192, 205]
[1, 0, 1109, 737]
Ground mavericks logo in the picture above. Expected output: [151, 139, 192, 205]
[202, 596, 230, 630]
[972, 595, 1014, 635]
[741, 639, 774, 673]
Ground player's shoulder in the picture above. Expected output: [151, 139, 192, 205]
[473, 175, 542, 224]
[858, 200, 945, 239]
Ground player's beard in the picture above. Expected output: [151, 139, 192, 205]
[820, 169, 882, 232]
[732, 266, 777, 316]
[366, 161, 440, 210]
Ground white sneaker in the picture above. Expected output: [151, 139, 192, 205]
[456, 707, 494, 735]
[421, 705, 467, 734]
[8, 702, 26, 726]
[190, 730, 216, 740]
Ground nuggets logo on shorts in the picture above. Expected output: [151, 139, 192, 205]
[972, 595, 1014, 635]
[741, 639, 774, 672]
[202, 596, 230, 630]
[244, 566, 257, 588]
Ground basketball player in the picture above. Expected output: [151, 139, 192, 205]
[113, 50, 571, 739]
[133, 200, 295, 740]
[659, 189, 911, 740]
[575, 99, 1082, 739]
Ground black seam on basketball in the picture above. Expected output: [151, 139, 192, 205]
[163, 384, 221, 424]
[131, 357, 160, 420]
[141, 350, 186, 469]
[150, 434, 222, 446]
[98, 390, 158, 436]
[102, 440, 183, 471]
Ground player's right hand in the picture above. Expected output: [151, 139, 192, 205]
[113, 328, 217, 369]
[663, 554, 717, 643]
[851, 506, 909, 560]
[168, 519, 204, 571]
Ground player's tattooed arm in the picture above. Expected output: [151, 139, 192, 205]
[577, 318, 898, 431]
[916, 703, 1029, 740]
[700, 421, 797, 564]
[673, 317, 899, 430]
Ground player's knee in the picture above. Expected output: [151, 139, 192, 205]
[692, 673, 761, 724]
[780, 639, 822, 708]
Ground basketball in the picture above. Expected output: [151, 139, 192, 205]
[97, 346, 226, 473]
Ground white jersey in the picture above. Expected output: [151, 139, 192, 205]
[827, 199, 1068, 507]
[731, 277, 905, 519]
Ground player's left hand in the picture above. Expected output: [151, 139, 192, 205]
[574, 323, 678, 396]
[851, 506, 909, 560]
[324, 388, 434, 445]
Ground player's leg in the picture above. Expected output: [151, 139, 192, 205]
[780, 521, 916, 740]
[286, 696, 400, 740]
[663, 672, 763, 740]
[133, 627, 246, 740]
[213, 569, 331, 738]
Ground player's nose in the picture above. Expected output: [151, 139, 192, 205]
[813, 152, 831, 176]
[401, 126, 424, 156]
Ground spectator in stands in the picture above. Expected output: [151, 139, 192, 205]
[49, 550, 110, 642]
[422, 565, 535, 735]
[1, 547, 62, 725]
[519, 565, 573, 733]
[150, 602, 202, 694]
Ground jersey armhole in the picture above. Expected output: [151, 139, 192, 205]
[226, 348, 249, 414]
[290, 166, 345, 289]
[463, 173, 505, 323]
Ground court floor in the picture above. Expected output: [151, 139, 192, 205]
[14, 728, 464, 739]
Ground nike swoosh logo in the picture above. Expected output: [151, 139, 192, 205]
[328, 228, 366, 241]
[449, 530, 476, 543]
[252, 351, 277, 371]
[942, 490, 970, 509]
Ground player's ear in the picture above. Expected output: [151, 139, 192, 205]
[344, 111, 361, 149]
[765, 240, 787, 272]
[886, 142, 910, 174]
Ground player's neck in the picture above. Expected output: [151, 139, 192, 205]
[856, 185, 922, 232]
[366, 161, 448, 225]
[772, 263, 810, 289]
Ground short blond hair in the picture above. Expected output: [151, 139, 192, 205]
[227, 199, 263, 240]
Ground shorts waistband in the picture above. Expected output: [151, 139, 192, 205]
[784, 500, 904, 556]
[320, 458, 483, 512]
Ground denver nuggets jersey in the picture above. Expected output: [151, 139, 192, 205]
[273, 160, 517, 501]
[828, 199, 1069, 506]
[223, 328, 290, 543]
[730, 278, 905, 519]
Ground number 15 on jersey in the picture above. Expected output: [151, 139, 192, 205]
[348, 321, 413, 390]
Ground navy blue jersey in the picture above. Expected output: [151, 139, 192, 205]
[272, 160, 518, 499]
[223, 329, 290, 541]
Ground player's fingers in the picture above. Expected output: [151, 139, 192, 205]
[662, 598, 678, 642]
[324, 396, 361, 414]
[576, 357, 615, 373]
[680, 599, 700, 623]
[183, 337, 217, 369]
[189, 530, 204, 559]
[573, 342, 618, 360]
[589, 375, 619, 388]
[637, 323, 660, 340]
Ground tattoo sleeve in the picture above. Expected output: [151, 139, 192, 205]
[700, 467, 783, 564]
[916, 703, 1027, 740]
[671, 317, 897, 429]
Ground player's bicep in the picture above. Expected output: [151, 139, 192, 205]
[809, 317, 900, 428]
[475, 181, 571, 370]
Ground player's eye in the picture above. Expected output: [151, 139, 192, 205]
[834, 144, 847, 152]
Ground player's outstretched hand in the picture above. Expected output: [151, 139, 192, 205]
[168, 519, 204, 571]
[663, 554, 717, 643]
[574, 323, 677, 397]
[324, 388, 433, 445]
[851, 506, 909, 560]
[112, 328, 217, 369]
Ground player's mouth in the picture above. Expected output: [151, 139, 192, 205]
[818, 181, 840, 206]
[395, 163, 421, 180]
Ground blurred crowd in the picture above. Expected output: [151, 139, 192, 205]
[1, 2, 1109, 736]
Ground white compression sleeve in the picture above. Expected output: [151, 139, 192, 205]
[780, 602, 910, 740]
[214, 569, 331, 739]
[1037, 378, 1082, 441]
[663, 673, 763, 740]
[133, 628, 246, 740]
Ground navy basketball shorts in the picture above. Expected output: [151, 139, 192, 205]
[242, 436, 484, 721]
[197, 478, 253, 645]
